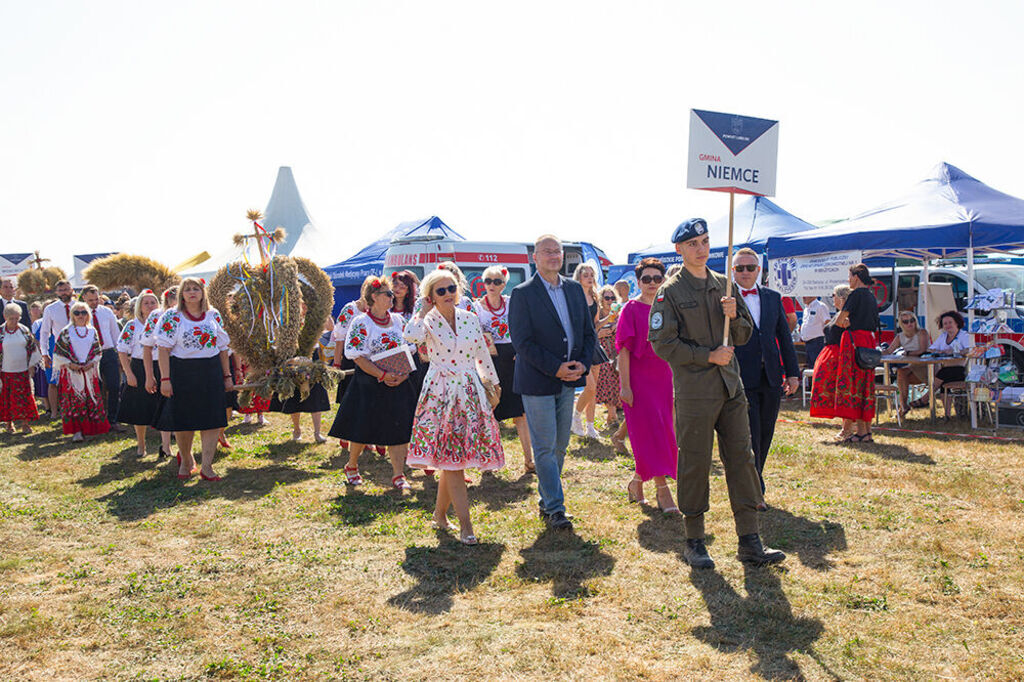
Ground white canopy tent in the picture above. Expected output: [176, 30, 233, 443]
[179, 166, 338, 280]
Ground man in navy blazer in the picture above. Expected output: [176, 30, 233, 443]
[731, 248, 800, 505]
[509, 234, 596, 530]
[0, 278, 30, 327]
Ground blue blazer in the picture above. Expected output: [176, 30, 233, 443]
[509, 274, 596, 396]
[734, 287, 800, 392]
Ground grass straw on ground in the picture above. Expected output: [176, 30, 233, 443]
[1, 401, 1023, 680]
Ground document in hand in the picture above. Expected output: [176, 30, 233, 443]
[370, 345, 416, 376]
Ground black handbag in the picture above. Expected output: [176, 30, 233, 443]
[855, 347, 882, 370]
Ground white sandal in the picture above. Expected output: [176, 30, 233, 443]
[656, 484, 680, 514]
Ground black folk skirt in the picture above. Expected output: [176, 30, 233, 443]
[491, 343, 525, 421]
[116, 358, 161, 426]
[328, 366, 415, 445]
[270, 382, 331, 414]
[153, 356, 227, 432]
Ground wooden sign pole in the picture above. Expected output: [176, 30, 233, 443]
[722, 191, 735, 345]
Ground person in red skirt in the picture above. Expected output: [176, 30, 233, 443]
[809, 285, 850, 438]
[1, 303, 42, 434]
[52, 301, 110, 442]
[832, 264, 880, 442]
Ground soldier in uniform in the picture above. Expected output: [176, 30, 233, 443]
[648, 218, 786, 569]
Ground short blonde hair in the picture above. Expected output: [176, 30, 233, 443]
[420, 269, 458, 305]
[734, 247, 759, 261]
[3, 302, 21, 320]
[435, 262, 469, 295]
[482, 265, 509, 281]
[833, 284, 851, 301]
[69, 300, 92, 325]
[177, 277, 210, 314]
[134, 291, 160, 321]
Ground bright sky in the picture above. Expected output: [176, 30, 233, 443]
[3, 0, 1022, 274]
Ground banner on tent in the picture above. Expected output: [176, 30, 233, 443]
[768, 250, 862, 297]
[687, 109, 779, 197]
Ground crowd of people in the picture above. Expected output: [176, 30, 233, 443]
[3, 224, 971, 566]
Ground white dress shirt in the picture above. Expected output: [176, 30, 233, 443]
[91, 305, 120, 351]
[737, 284, 761, 328]
[40, 299, 72, 357]
[799, 299, 830, 341]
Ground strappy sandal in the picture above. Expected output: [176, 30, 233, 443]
[860, 433, 874, 443]
[524, 462, 536, 475]
[611, 434, 628, 454]
[627, 476, 646, 504]
[656, 484, 680, 514]
[392, 474, 411, 491]
[344, 465, 363, 486]
[460, 534, 479, 546]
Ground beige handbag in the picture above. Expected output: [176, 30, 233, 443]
[482, 380, 501, 409]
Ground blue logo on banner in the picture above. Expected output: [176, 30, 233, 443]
[772, 257, 798, 295]
[694, 109, 778, 156]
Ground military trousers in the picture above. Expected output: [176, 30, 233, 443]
[675, 390, 762, 539]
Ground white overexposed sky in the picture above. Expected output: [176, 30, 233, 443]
[2, 0, 1022, 273]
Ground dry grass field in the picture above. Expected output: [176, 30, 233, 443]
[2, 402, 1023, 681]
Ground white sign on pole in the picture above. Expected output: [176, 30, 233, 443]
[687, 109, 779, 197]
[768, 250, 863, 297]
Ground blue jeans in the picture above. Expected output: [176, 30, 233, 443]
[521, 384, 575, 516]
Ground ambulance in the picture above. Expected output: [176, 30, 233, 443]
[382, 236, 611, 297]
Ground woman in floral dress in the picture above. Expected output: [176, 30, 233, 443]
[52, 301, 109, 441]
[405, 269, 504, 545]
[594, 285, 621, 429]
[1, 303, 41, 434]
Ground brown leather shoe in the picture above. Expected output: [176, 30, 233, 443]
[736, 534, 786, 565]
[683, 538, 715, 569]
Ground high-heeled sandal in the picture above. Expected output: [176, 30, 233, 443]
[627, 477, 646, 504]
[344, 465, 362, 486]
[656, 484, 680, 514]
[611, 434, 628, 454]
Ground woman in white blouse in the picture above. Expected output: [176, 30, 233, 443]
[327, 276, 417, 490]
[115, 290, 161, 457]
[406, 269, 505, 545]
[140, 286, 176, 459]
[1, 303, 41, 434]
[473, 265, 532, 473]
[153, 277, 233, 481]
[909, 310, 972, 413]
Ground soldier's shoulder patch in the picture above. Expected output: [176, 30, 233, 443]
[656, 294, 664, 302]
[651, 312, 663, 330]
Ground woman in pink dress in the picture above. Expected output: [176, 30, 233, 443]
[615, 258, 678, 513]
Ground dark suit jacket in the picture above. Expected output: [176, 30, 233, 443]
[1, 298, 30, 327]
[734, 286, 800, 392]
[509, 274, 596, 396]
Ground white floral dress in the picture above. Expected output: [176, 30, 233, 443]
[403, 308, 504, 471]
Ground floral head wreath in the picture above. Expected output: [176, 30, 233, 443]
[141, 289, 154, 296]
[370, 277, 383, 289]
[199, 278, 206, 286]
[500, 267, 508, 277]
[390, 272, 399, 280]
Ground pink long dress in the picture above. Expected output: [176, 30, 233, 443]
[615, 299, 676, 481]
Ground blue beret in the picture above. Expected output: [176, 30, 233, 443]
[672, 218, 708, 244]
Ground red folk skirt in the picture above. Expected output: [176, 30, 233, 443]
[808, 345, 840, 419]
[58, 369, 110, 436]
[0, 371, 39, 422]
[833, 330, 876, 422]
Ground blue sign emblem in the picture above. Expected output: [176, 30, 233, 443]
[694, 109, 778, 156]
[772, 257, 798, 295]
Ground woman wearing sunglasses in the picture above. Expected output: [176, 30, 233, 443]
[594, 284, 621, 430]
[616, 258, 678, 513]
[328, 275, 416, 490]
[884, 311, 931, 417]
[405, 269, 504, 545]
[52, 301, 110, 442]
[114, 289, 161, 456]
[473, 265, 533, 474]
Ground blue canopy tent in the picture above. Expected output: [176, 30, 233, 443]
[627, 197, 819, 273]
[323, 216, 464, 310]
[765, 162, 1024, 335]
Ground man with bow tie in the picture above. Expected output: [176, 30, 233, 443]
[731, 248, 800, 508]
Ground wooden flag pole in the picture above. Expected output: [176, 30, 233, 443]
[722, 191, 735, 345]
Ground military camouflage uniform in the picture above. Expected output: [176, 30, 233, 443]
[648, 266, 764, 539]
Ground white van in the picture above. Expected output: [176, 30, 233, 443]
[383, 236, 532, 298]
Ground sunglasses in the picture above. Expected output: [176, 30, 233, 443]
[602, 295, 616, 301]
[375, 290, 395, 299]
[900, 318, 916, 324]
[434, 284, 459, 297]
[639, 274, 664, 284]
[484, 278, 504, 286]
[72, 311, 89, 317]
[733, 264, 758, 273]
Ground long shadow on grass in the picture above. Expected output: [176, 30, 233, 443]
[328, 484, 433, 526]
[691, 567, 830, 680]
[471, 470, 534, 512]
[97, 463, 320, 521]
[387, 540, 505, 614]
[76, 445, 165, 487]
[516, 529, 615, 600]
[831, 439, 935, 465]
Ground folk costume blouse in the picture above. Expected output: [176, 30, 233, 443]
[153, 309, 230, 359]
[330, 301, 361, 350]
[1, 323, 40, 373]
[473, 295, 512, 345]
[116, 318, 148, 360]
[343, 312, 409, 361]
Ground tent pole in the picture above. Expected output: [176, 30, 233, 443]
[966, 239, 975, 335]
[922, 257, 930, 336]
[723, 192, 735, 345]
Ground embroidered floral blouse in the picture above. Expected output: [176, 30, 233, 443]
[153, 309, 230, 359]
[473, 295, 512, 345]
[330, 301, 361, 349]
[343, 312, 409, 360]
[116, 318, 148, 360]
